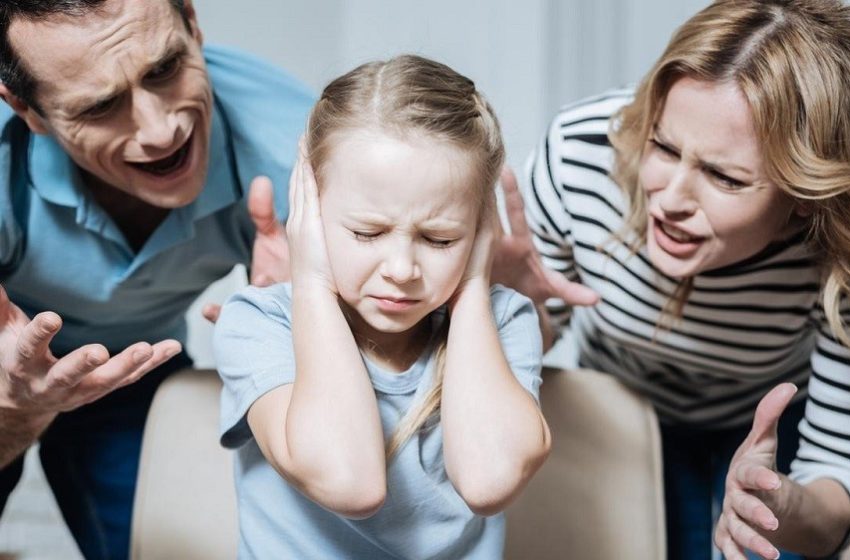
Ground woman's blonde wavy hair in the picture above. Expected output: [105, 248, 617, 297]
[610, 0, 850, 344]
[305, 55, 505, 459]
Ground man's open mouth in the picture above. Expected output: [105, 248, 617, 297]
[129, 134, 193, 177]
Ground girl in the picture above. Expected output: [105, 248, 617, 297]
[496, 0, 850, 558]
[214, 55, 551, 559]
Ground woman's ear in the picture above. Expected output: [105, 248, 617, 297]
[794, 200, 814, 218]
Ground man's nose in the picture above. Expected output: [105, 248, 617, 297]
[132, 89, 179, 150]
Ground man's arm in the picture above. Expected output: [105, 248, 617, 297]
[0, 286, 182, 468]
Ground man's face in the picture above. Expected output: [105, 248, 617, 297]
[9, 0, 212, 208]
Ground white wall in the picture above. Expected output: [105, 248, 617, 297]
[186, 0, 710, 368]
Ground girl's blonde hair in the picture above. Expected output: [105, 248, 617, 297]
[305, 55, 505, 458]
[610, 0, 850, 345]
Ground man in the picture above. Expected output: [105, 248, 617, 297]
[0, 0, 311, 558]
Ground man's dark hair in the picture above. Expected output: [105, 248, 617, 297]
[0, 0, 187, 114]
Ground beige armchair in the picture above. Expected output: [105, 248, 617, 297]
[131, 368, 665, 560]
[505, 368, 666, 560]
[131, 369, 237, 560]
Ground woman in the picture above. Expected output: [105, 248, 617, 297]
[495, 1, 850, 558]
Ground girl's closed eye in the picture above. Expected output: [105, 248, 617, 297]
[352, 230, 383, 242]
[706, 168, 747, 190]
[422, 235, 456, 249]
[649, 137, 679, 159]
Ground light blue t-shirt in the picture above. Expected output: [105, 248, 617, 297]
[0, 45, 314, 355]
[214, 283, 543, 560]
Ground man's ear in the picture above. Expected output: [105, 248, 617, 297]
[0, 83, 48, 135]
[182, 0, 204, 45]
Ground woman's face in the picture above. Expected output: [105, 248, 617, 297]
[639, 77, 799, 278]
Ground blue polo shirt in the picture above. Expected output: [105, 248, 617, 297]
[0, 45, 313, 355]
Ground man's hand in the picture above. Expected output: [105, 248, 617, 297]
[203, 175, 291, 323]
[0, 285, 181, 414]
[714, 383, 797, 560]
[492, 166, 598, 307]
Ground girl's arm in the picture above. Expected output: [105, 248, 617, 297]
[441, 201, 551, 516]
[247, 154, 386, 519]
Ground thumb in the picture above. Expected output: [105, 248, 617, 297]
[202, 304, 221, 325]
[248, 176, 279, 236]
[546, 271, 600, 307]
[749, 383, 798, 444]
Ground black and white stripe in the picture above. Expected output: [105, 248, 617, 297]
[525, 89, 850, 491]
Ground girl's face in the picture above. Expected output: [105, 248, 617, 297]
[639, 77, 799, 278]
[319, 130, 479, 345]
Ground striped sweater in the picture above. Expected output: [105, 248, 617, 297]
[524, 89, 850, 489]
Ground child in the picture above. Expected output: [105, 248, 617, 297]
[213, 55, 551, 559]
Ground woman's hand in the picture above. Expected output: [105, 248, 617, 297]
[492, 166, 598, 307]
[286, 143, 337, 294]
[714, 383, 797, 560]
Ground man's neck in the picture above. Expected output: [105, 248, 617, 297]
[83, 170, 170, 253]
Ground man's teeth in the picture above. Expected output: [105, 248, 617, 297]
[660, 222, 698, 242]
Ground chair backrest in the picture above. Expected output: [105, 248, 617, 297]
[131, 369, 238, 560]
[505, 368, 666, 560]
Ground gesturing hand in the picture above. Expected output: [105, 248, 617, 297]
[203, 175, 291, 323]
[0, 285, 181, 415]
[492, 166, 598, 307]
[714, 383, 797, 560]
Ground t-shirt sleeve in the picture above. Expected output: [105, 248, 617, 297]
[213, 283, 297, 448]
[490, 284, 544, 402]
[790, 299, 850, 493]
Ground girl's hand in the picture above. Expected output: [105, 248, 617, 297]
[492, 166, 598, 307]
[714, 383, 797, 560]
[286, 143, 337, 294]
[449, 191, 498, 312]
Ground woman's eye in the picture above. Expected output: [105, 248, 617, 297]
[649, 138, 679, 159]
[709, 170, 746, 190]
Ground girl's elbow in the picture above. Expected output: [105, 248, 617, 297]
[306, 468, 387, 519]
[455, 448, 551, 516]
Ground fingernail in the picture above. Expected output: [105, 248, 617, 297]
[766, 516, 779, 531]
[770, 548, 780, 560]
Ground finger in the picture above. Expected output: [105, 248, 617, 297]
[252, 274, 274, 287]
[202, 304, 221, 324]
[715, 517, 747, 560]
[85, 340, 181, 393]
[248, 176, 279, 236]
[749, 383, 797, 444]
[15, 312, 62, 363]
[545, 270, 600, 306]
[46, 343, 110, 392]
[726, 510, 780, 559]
[301, 155, 320, 209]
[729, 489, 779, 530]
[735, 462, 782, 492]
[288, 148, 303, 224]
[499, 166, 531, 238]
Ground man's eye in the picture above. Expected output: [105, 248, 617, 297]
[147, 57, 181, 82]
[80, 97, 118, 120]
